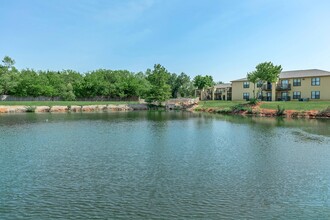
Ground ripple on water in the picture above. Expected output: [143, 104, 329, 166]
[1, 112, 330, 219]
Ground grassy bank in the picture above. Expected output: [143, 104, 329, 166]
[259, 101, 330, 111]
[0, 101, 139, 106]
[197, 100, 330, 111]
[196, 101, 245, 110]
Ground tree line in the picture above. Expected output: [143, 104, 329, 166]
[0, 56, 215, 102]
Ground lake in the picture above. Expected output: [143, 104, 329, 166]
[1, 112, 330, 219]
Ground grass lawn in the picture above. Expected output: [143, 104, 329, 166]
[260, 101, 330, 111]
[0, 101, 139, 106]
[197, 100, 330, 111]
[197, 100, 245, 109]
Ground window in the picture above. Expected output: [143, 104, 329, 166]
[280, 80, 290, 89]
[293, 91, 301, 99]
[311, 91, 320, 99]
[243, 82, 250, 88]
[311, 77, 320, 86]
[257, 81, 263, 88]
[281, 92, 288, 98]
[243, 93, 250, 100]
[293, 79, 301, 86]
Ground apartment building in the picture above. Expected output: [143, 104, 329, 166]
[196, 83, 232, 101]
[231, 69, 330, 101]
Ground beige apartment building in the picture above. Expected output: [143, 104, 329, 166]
[196, 83, 232, 101]
[231, 69, 330, 101]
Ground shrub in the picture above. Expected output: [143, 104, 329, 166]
[248, 98, 259, 105]
[316, 107, 330, 117]
[25, 106, 36, 113]
[231, 104, 248, 113]
[246, 107, 253, 114]
[276, 105, 285, 116]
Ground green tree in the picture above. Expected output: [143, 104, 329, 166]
[61, 83, 76, 101]
[146, 64, 171, 105]
[0, 56, 19, 95]
[247, 62, 282, 98]
[193, 75, 214, 90]
[2, 56, 15, 69]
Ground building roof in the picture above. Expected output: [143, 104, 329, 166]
[231, 77, 247, 82]
[214, 83, 232, 88]
[280, 69, 330, 79]
[231, 69, 330, 82]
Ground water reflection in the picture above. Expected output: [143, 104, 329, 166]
[1, 111, 330, 219]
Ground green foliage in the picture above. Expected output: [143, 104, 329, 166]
[193, 75, 214, 90]
[248, 98, 259, 105]
[276, 105, 285, 116]
[146, 64, 172, 104]
[247, 61, 282, 98]
[246, 107, 253, 114]
[168, 72, 193, 98]
[231, 104, 248, 112]
[0, 56, 198, 101]
[25, 106, 36, 112]
[2, 56, 15, 68]
[248, 62, 282, 83]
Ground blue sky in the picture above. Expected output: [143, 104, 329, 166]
[1, 0, 330, 82]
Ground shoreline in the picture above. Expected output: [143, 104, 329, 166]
[0, 104, 148, 113]
[195, 107, 330, 119]
[1, 104, 329, 119]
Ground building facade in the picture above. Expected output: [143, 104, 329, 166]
[196, 83, 232, 101]
[231, 69, 330, 101]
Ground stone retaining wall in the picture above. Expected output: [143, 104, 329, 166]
[0, 104, 149, 113]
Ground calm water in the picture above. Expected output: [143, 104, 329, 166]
[1, 112, 330, 219]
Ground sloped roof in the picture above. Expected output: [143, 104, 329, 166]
[231, 77, 247, 82]
[280, 69, 330, 78]
[231, 69, 330, 82]
[214, 83, 232, 88]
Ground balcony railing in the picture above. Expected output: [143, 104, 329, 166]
[277, 96, 291, 101]
[276, 84, 291, 90]
[258, 96, 272, 101]
[262, 84, 272, 90]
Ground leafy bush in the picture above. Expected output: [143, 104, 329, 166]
[246, 107, 253, 114]
[316, 107, 330, 117]
[231, 104, 248, 113]
[276, 105, 285, 116]
[25, 106, 36, 113]
[248, 98, 259, 105]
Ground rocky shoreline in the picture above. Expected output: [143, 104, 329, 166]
[0, 104, 149, 113]
[1, 103, 329, 119]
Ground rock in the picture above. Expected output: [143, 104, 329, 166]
[50, 106, 68, 112]
[70, 105, 82, 112]
[35, 106, 51, 112]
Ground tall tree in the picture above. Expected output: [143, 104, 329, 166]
[0, 56, 19, 95]
[193, 75, 214, 90]
[247, 62, 282, 98]
[146, 64, 171, 104]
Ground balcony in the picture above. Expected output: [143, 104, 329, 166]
[262, 84, 272, 91]
[276, 84, 291, 91]
[277, 96, 291, 101]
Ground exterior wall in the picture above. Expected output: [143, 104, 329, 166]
[281, 76, 330, 100]
[232, 75, 330, 101]
[231, 81, 255, 101]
